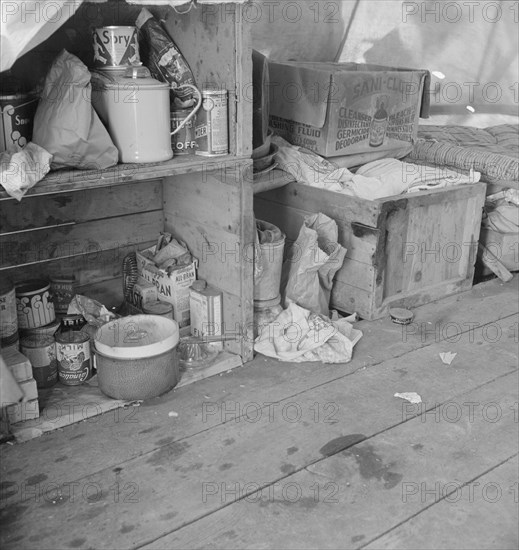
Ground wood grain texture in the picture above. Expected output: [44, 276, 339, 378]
[0, 276, 515, 526]
[1, 181, 162, 233]
[0, 241, 155, 288]
[0, 211, 163, 268]
[2, 306, 515, 549]
[0, 156, 250, 200]
[257, 181, 487, 320]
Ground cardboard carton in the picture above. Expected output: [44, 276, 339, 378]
[268, 61, 430, 162]
[136, 246, 197, 329]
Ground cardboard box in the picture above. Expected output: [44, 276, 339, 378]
[126, 276, 158, 310]
[137, 246, 197, 329]
[2, 348, 33, 382]
[268, 61, 430, 161]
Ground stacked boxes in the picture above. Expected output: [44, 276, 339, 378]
[1, 347, 40, 424]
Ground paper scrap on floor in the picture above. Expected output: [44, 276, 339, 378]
[394, 392, 422, 404]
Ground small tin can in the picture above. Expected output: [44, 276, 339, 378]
[20, 335, 58, 388]
[0, 280, 18, 349]
[55, 331, 92, 385]
[195, 90, 229, 156]
[92, 26, 140, 68]
[171, 109, 198, 155]
[50, 275, 76, 314]
[143, 300, 174, 320]
[389, 308, 414, 325]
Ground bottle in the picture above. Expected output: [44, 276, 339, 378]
[369, 101, 388, 148]
[189, 280, 223, 351]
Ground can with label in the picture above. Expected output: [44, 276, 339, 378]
[0, 93, 39, 152]
[15, 279, 56, 330]
[50, 275, 76, 314]
[0, 280, 18, 349]
[55, 331, 92, 385]
[171, 109, 198, 155]
[195, 90, 229, 156]
[20, 335, 58, 388]
[189, 280, 223, 351]
[92, 26, 140, 68]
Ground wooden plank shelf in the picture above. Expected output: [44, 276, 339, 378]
[0, 155, 251, 200]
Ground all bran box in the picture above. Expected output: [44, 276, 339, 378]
[268, 61, 430, 162]
[136, 246, 197, 330]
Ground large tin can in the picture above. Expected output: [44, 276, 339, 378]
[0, 280, 18, 349]
[92, 26, 140, 68]
[20, 335, 58, 388]
[15, 279, 56, 330]
[0, 93, 39, 152]
[171, 109, 197, 155]
[55, 331, 92, 385]
[195, 90, 229, 156]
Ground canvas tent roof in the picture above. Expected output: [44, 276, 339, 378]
[1, 0, 517, 127]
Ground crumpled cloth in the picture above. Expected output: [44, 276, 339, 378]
[254, 302, 362, 363]
[482, 189, 519, 233]
[0, 143, 52, 201]
[273, 136, 480, 200]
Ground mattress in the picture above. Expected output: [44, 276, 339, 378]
[405, 124, 519, 185]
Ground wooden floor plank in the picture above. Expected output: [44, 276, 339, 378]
[364, 455, 519, 550]
[141, 374, 519, 550]
[1, 276, 516, 489]
[1, 311, 517, 549]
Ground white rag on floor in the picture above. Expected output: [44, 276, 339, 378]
[273, 136, 481, 200]
[254, 302, 362, 363]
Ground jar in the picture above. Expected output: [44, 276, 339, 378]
[253, 296, 283, 339]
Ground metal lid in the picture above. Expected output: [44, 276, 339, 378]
[143, 301, 173, 315]
[191, 280, 207, 292]
[97, 65, 170, 90]
[389, 308, 414, 325]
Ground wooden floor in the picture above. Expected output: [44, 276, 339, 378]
[1, 276, 518, 550]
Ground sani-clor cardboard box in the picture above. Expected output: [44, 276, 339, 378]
[268, 61, 430, 163]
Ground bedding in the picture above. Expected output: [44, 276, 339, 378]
[405, 124, 519, 186]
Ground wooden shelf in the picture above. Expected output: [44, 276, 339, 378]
[0, 154, 251, 200]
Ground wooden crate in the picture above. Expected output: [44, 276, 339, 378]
[477, 228, 519, 276]
[255, 180, 486, 320]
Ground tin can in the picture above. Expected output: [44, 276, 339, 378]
[55, 331, 92, 385]
[189, 280, 223, 351]
[50, 275, 76, 314]
[171, 109, 197, 155]
[20, 335, 58, 388]
[195, 90, 229, 156]
[15, 279, 56, 330]
[60, 314, 86, 334]
[143, 300, 174, 320]
[92, 26, 140, 68]
[0, 93, 39, 152]
[0, 280, 18, 349]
